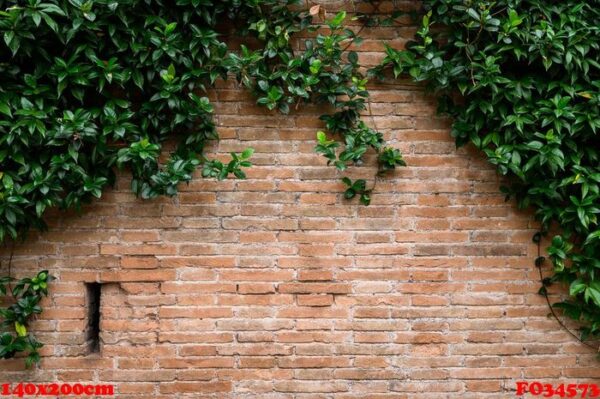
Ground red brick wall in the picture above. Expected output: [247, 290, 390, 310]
[1, 2, 598, 397]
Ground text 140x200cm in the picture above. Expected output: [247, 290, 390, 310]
[1, 383, 114, 397]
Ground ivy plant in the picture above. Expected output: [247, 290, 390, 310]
[0, 0, 404, 241]
[0, 270, 51, 368]
[373, 0, 600, 342]
[227, 8, 406, 180]
[0, 0, 407, 363]
[0, 0, 264, 241]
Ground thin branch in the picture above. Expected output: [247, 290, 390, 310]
[341, 24, 366, 54]
[535, 234, 599, 351]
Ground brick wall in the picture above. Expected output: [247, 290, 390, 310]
[1, 2, 598, 397]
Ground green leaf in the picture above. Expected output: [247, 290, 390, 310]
[348, 51, 358, 65]
[3, 174, 13, 190]
[467, 8, 480, 21]
[508, 9, 523, 27]
[317, 131, 327, 143]
[584, 230, 600, 245]
[310, 59, 322, 74]
[240, 148, 254, 160]
[0, 102, 11, 117]
[570, 279, 586, 296]
[360, 193, 371, 206]
[41, 13, 59, 32]
[32, 12, 42, 26]
[132, 69, 144, 89]
[586, 285, 600, 307]
[329, 11, 347, 28]
[267, 86, 283, 101]
[14, 322, 27, 337]
[165, 22, 177, 35]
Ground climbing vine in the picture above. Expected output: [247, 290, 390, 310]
[3, 0, 597, 365]
[0, 0, 405, 364]
[373, 0, 600, 344]
[0, 0, 403, 243]
[0, 269, 51, 367]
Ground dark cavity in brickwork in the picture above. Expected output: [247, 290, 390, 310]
[85, 283, 102, 354]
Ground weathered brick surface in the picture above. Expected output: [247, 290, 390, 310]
[0, 2, 597, 397]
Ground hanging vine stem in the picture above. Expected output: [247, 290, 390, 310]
[533, 232, 598, 351]
[372, 0, 600, 346]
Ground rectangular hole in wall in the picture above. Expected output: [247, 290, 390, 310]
[85, 283, 102, 354]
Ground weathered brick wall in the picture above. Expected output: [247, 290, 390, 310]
[1, 2, 598, 397]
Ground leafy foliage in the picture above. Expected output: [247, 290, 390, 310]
[0, 0, 407, 362]
[0, 270, 51, 367]
[0, 0, 404, 241]
[342, 176, 371, 206]
[0, 0, 269, 241]
[227, 7, 406, 180]
[373, 0, 600, 341]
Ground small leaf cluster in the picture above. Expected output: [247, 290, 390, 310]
[342, 177, 371, 206]
[374, 1, 600, 340]
[0, 270, 51, 367]
[202, 148, 254, 181]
